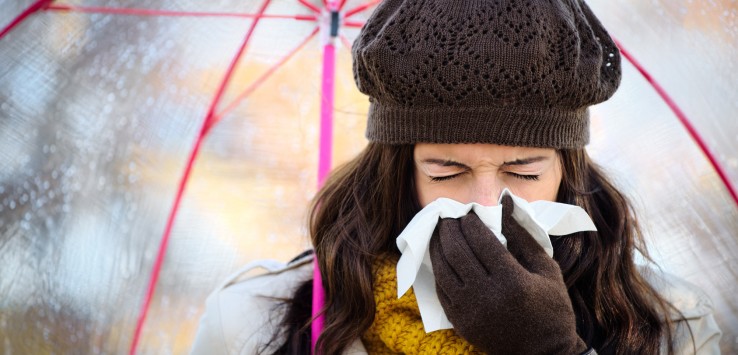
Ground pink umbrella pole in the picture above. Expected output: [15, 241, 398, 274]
[317, 44, 335, 186]
[311, 41, 332, 353]
[312, 2, 340, 353]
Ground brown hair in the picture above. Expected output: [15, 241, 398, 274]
[555, 149, 677, 354]
[270, 143, 677, 355]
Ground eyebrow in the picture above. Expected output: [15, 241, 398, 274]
[421, 156, 549, 167]
[501, 156, 549, 166]
[421, 159, 470, 168]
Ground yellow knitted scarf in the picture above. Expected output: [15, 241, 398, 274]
[361, 256, 483, 354]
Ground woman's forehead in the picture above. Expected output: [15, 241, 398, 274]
[414, 143, 556, 162]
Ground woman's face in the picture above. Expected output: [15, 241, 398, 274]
[414, 143, 562, 207]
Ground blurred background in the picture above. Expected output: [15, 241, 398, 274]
[0, 0, 736, 353]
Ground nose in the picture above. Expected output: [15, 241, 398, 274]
[470, 176, 503, 206]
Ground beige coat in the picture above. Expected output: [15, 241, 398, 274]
[190, 253, 721, 354]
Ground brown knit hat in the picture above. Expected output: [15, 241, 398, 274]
[352, 0, 621, 148]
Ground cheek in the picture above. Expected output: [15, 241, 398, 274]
[414, 169, 459, 207]
[504, 181, 555, 202]
[533, 175, 561, 201]
[504, 170, 562, 202]
[525, 165, 562, 202]
[414, 171, 434, 207]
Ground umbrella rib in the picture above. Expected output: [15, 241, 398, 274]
[45, 3, 316, 21]
[344, 0, 381, 19]
[343, 20, 365, 28]
[0, 0, 54, 40]
[615, 39, 738, 207]
[128, 1, 274, 354]
[214, 26, 320, 122]
[337, 0, 349, 11]
[339, 34, 352, 49]
[298, 0, 322, 14]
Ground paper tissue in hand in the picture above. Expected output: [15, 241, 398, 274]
[395, 189, 597, 332]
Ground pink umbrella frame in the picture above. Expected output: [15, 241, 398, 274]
[1, 1, 736, 354]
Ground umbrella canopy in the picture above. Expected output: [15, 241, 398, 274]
[0, 0, 736, 353]
[586, 1, 738, 350]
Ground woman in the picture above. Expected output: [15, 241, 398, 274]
[191, 0, 721, 354]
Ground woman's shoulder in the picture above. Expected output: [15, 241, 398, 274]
[190, 251, 315, 355]
[638, 265, 722, 354]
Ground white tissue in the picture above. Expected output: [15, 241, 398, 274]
[395, 189, 597, 332]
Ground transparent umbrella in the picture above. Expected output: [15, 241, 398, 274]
[0, 0, 376, 353]
[585, 1, 738, 352]
[0, 0, 736, 354]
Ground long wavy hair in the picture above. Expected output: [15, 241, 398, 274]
[268, 142, 678, 354]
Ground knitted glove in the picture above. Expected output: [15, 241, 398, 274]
[429, 195, 588, 355]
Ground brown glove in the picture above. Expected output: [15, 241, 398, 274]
[429, 195, 588, 355]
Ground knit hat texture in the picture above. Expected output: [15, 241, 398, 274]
[352, 0, 621, 148]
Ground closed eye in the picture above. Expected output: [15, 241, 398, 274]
[506, 172, 540, 181]
[429, 172, 465, 182]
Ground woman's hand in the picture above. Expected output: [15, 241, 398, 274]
[429, 195, 588, 354]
